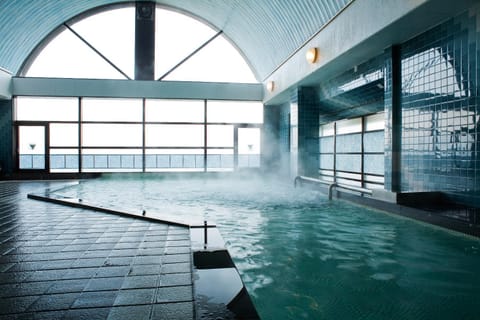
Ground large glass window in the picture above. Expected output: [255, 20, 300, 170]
[146, 99, 204, 123]
[16, 97, 78, 121]
[318, 113, 385, 189]
[15, 97, 262, 173]
[23, 6, 257, 83]
[82, 98, 142, 122]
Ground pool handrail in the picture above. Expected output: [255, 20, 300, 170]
[294, 175, 372, 200]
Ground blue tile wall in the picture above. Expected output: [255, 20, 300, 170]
[297, 87, 320, 177]
[317, 55, 385, 123]
[397, 6, 480, 199]
[0, 100, 13, 175]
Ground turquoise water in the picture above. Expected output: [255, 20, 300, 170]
[58, 176, 480, 320]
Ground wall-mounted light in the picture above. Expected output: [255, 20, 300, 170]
[306, 47, 319, 64]
[267, 81, 275, 92]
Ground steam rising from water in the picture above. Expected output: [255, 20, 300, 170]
[58, 174, 480, 320]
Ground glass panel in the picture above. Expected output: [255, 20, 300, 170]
[364, 131, 385, 153]
[145, 99, 204, 122]
[71, 7, 135, 79]
[207, 149, 234, 172]
[336, 118, 362, 135]
[50, 123, 78, 147]
[364, 154, 384, 175]
[145, 149, 204, 172]
[365, 112, 385, 131]
[336, 154, 361, 172]
[207, 125, 233, 147]
[18, 126, 45, 169]
[238, 128, 261, 168]
[319, 154, 334, 170]
[82, 98, 142, 122]
[50, 149, 79, 172]
[319, 123, 334, 137]
[155, 8, 216, 80]
[145, 124, 204, 147]
[319, 136, 334, 153]
[81, 149, 142, 172]
[162, 33, 257, 83]
[336, 134, 362, 153]
[16, 97, 78, 121]
[207, 101, 263, 123]
[82, 124, 142, 147]
[25, 27, 127, 79]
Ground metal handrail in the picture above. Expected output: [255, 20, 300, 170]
[294, 175, 372, 200]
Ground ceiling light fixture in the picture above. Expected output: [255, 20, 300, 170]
[306, 47, 319, 64]
[267, 81, 275, 92]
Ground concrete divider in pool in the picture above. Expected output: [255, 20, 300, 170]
[27, 185, 260, 319]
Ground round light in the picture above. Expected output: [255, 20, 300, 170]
[306, 47, 318, 64]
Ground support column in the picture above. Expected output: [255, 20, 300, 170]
[297, 87, 320, 178]
[384, 46, 402, 192]
[0, 99, 13, 175]
[135, 2, 155, 80]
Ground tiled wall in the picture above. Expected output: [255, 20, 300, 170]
[397, 5, 480, 199]
[0, 99, 13, 174]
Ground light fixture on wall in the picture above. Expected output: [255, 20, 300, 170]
[306, 47, 319, 64]
[267, 81, 275, 92]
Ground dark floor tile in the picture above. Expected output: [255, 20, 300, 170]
[28, 310, 66, 320]
[132, 256, 162, 265]
[7, 281, 53, 297]
[103, 256, 133, 267]
[159, 273, 192, 287]
[95, 266, 131, 278]
[128, 264, 161, 276]
[72, 290, 118, 309]
[28, 292, 79, 311]
[161, 262, 191, 274]
[107, 305, 152, 320]
[114, 288, 156, 306]
[156, 285, 193, 303]
[64, 307, 110, 320]
[62, 267, 98, 280]
[71, 258, 106, 268]
[28, 269, 68, 282]
[161, 254, 190, 264]
[151, 301, 194, 320]
[84, 277, 125, 291]
[121, 275, 158, 289]
[47, 279, 89, 294]
[0, 296, 39, 315]
[164, 247, 190, 255]
[0, 271, 34, 284]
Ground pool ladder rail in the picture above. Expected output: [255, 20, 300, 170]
[294, 175, 372, 200]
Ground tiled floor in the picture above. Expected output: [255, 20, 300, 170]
[0, 181, 194, 320]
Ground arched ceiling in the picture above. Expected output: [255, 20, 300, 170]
[0, 0, 351, 81]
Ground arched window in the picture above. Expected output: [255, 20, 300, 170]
[23, 6, 257, 83]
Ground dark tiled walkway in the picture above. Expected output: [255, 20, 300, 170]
[0, 181, 194, 319]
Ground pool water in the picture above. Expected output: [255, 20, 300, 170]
[57, 175, 480, 320]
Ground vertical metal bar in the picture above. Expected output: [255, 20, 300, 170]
[333, 122, 337, 183]
[204, 100, 207, 172]
[78, 97, 83, 173]
[45, 123, 50, 172]
[234, 126, 239, 170]
[204, 220, 208, 249]
[391, 45, 402, 192]
[135, 2, 155, 80]
[361, 116, 365, 189]
[142, 98, 146, 172]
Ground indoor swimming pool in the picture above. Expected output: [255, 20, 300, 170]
[55, 175, 480, 320]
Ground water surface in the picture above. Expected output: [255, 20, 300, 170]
[58, 176, 480, 319]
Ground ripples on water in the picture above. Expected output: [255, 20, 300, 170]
[59, 176, 480, 320]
